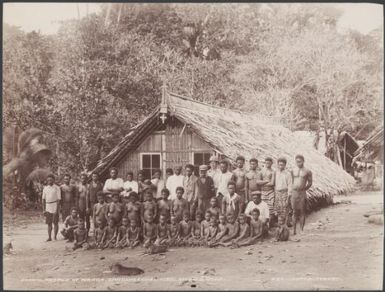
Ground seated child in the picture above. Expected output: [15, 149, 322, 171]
[93, 192, 107, 229]
[107, 193, 123, 226]
[275, 216, 290, 242]
[92, 218, 105, 249]
[61, 207, 79, 242]
[179, 211, 193, 246]
[207, 197, 221, 219]
[171, 187, 189, 223]
[154, 213, 169, 245]
[230, 214, 250, 248]
[102, 218, 117, 249]
[127, 218, 141, 248]
[143, 210, 157, 248]
[73, 218, 89, 250]
[217, 212, 240, 246]
[200, 210, 212, 240]
[167, 215, 181, 247]
[205, 217, 219, 246]
[190, 211, 203, 247]
[157, 189, 172, 222]
[124, 192, 141, 225]
[237, 208, 264, 247]
[116, 217, 129, 248]
[208, 214, 228, 247]
[141, 190, 158, 225]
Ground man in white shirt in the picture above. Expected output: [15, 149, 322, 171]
[245, 192, 270, 228]
[274, 157, 292, 226]
[183, 164, 198, 216]
[207, 155, 221, 191]
[216, 160, 235, 207]
[42, 174, 61, 241]
[166, 166, 184, 200]
[103, 167, 124, 202]
[121, 171, 139, 198]
[151, 169, 165, 200]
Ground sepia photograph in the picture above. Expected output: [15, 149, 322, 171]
[2, 2, 384, 290]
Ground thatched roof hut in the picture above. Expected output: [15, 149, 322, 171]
[92, 92, 356, 210]
[354, 125, 384, 164]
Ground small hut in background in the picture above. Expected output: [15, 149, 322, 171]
[91, 91, 356, 212]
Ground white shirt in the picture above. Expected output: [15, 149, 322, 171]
[122, 180, 139, 194]
[216, 171, 234, 199]
[166, 174, 185, 200]
[245, 200, 270, 222]
[151, 178, 165, 199]
[42, 184, 61, 214]
[275, 169, 292, 192]
[207, 168, 221, 188]
[103, 178, 124, 192]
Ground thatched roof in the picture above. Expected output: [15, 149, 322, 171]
[354, 125, 384, 163]
[92, 92, 356, 209]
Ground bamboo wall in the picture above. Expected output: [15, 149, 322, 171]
[115, 118, 214, 180]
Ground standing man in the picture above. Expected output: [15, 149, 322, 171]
[42, 174, 61, 241]
[261, 157, 275, 226]
[78, 173, 90, 233]
[103, 167, 124, 203]
[207, 155, 221, 193]
[245, 158, 266, 202]
[216, 160, 235, 208]
[183, 164, 198, 218]
[60, 174, 76, 222]
[166, 166, 184, 201]
[291, 154, 312, 235]
[274, 157, 292, 226]
[194, 165, 215, 215]
[151, 169, 165, 201]
[88, 172, 103, 229]
[232, 155, 247, 212]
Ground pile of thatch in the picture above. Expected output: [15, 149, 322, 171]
[167, 92, 356, 211]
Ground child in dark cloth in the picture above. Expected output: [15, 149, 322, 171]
[200, 210, 212, 240]
[61, 208, 79, 242]
[102, 218, 117, 249]
[167, 215, 181, 247]
[179, 211, 193, 246]
[205, 217, 219, 246]
[73, 218, 89, 250]
[127, 218, 141, 248]
[217, 212, 239, 246]
[155, 213, 169, 245]
[157, 189, 172, 222]
[124, 192, 141, 225]
[141, 190, 158, 225]
[208, 214, 228, 247]
[143, 210, 157, 248]
[191, 211, 203, 247]
[107, 193, 123, 226]
[236, 209, 264, 247]
[115, 217, 129, 248]
[229, 214, 250, 248]
[207, 197, 221, 219]
[171, 187, 189, 223]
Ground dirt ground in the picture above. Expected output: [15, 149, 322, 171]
[3, 191, 383, 290]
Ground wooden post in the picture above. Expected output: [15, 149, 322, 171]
[343, 137, 347, 170]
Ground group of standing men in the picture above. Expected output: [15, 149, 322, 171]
[41, 153, 312, 242]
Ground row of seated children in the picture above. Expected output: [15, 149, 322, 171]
[62, 204, 289, 251]
[92, 186, 224, 228]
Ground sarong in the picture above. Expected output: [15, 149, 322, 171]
[290, 190, 306, 219]
[274, 189, 289, 222]
[261, 188, 275, 217]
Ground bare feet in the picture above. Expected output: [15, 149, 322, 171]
[46, 238, 52, 242]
